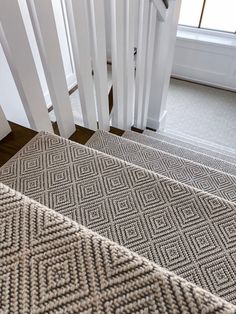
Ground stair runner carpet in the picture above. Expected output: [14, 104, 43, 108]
[86, 130, 236, 204]
[1, 183, 236, 314]
[1, 131, 236, 304]
[123, 130, 236, 176]
[144, 129, 236, 164]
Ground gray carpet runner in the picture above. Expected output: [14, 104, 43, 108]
[144, 129, 236, 165]
[123, 130, 236, 177]
[1, 183, 236, 314]
[87, 130, 236, 204]
[1, 132, 236, 304]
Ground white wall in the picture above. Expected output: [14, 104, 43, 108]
[0, 0, 76, 128]
[172, 29, 236, 91]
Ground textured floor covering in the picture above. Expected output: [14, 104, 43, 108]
[144, 129, 236, 164]
[123, 130, 236, 176]
[1, 132, 236, 303]
[166, 79, 236, 149]
[87, 130, 236, 204]
[1, 183, 235, 314]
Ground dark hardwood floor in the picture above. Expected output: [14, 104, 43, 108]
[0, 122, 37, 167]
[0, 122, 130, 167]
[53, 122, 95, 145]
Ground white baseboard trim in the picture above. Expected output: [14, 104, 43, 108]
[147, 110, 167, 130]
[171, 74, 236, 93]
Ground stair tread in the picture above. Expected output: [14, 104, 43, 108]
[1, 182, 234, 313]
[87, 130, 236, 204]
[123, 130, 236, 176]
[163, 129, 236, 155]
[144, 129, 236, 163]
[1, 131, 236, 303]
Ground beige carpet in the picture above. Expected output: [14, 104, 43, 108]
[166, 79, 236, 149]
[1, 182, 235, 313]
[87, 130, 236, 204]
[1, 131, 236, 304]
[124, 130, 236, 176]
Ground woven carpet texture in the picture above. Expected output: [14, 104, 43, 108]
[87, 130, 236, 204]
[1, 131, 236, 305]
[1, 182, 236, 313]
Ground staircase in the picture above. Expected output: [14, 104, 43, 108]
[1, 126, 236, 312]
[1, 0, 236, 312]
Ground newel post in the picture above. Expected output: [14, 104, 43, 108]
[147, 0, 181, 130]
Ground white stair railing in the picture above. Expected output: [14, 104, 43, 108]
[111, 0, 126, 129]
[88, 0, 110, 131]
[134, 0, 150, 129]
[124, 0, 135, 129]
[0, 0, 171, 139]
[0, 0, 53, 133]
[65, 0, 98, 131]
[27, 0, 76, 138]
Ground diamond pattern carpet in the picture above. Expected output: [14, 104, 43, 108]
[1, 132, 236, 304]
[87, 130, 236, 204]
[123, 130, 236, 176]
[144, 129, 236, 165]
[1, 183, 236, 313]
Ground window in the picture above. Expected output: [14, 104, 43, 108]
[179, 0, 236, 33]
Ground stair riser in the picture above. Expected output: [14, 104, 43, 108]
[145, 130, 236, 164]
[123, 131, 236, 177]
[87, 131, 236, 205]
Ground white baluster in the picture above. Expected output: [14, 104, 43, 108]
[124, 0, 135, 129]
[65, 0, 97, 130]
[111, 0, 125, 129]
[134, 0, 150, 129]
[88, 0, 110, 131]
[0, 105, 11, 140]
[0, 1, 53, 133]
[141, 2, 158, 129]
[27, 0, 75, 138]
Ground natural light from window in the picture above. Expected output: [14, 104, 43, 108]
[179, 0, 236, 33]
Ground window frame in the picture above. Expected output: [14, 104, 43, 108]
[178, 0, 236, 35]
[177, 25, 236, 49]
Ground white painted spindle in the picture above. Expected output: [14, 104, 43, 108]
[65, 0, 97, 130]
[0, 1, 53, 133]
[88, 0, 110, 131]
[111, 0, 125, 129]
[134, 0, 150, 129]
[124, 0, 135, 129]
[0, 105, 11, 140]
[27, 0, 75, 138]
[141, 2, 158, 129]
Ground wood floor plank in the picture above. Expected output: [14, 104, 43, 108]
[0, 122, 37, 167]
